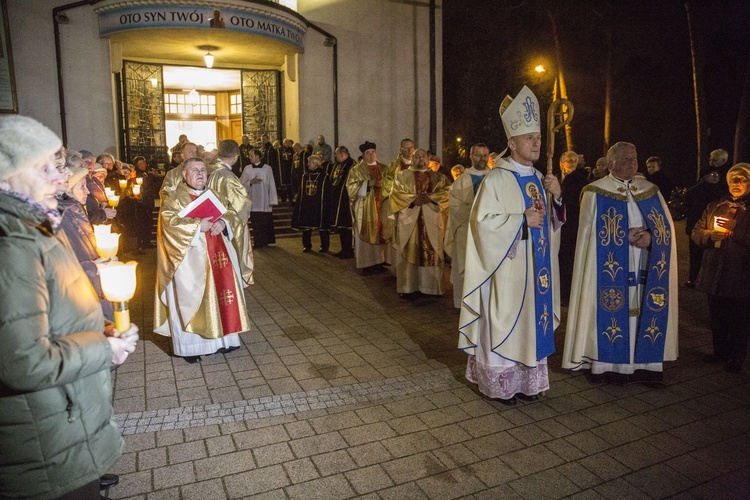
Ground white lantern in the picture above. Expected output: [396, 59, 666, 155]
[97, 260, 138, 332]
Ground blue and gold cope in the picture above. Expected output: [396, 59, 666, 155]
[512, 173, 555, 361]
[594, 187, 671, 363]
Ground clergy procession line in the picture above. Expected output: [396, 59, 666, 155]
[157, 84, 749, 410]
[1, 78, 747, 496]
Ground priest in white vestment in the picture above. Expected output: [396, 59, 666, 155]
[346, 141, 388, 271]
[240, 147, 278, 248]
[563, 142, 678, 385]
[458, 86, 564, 405]
[390, 148, 450, 295]
[155, 158, 250, 363]
[445, 143, 490, 308]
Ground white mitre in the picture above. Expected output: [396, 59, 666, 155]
[498, 85, 541, 140]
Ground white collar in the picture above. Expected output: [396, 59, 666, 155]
[507, 157, 536, 176]
[467, 166, 489, 176]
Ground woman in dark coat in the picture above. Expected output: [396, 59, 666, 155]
[691, 163, 750, 373]
[0, 115, 139, 498]
[59, 167, 115, 320]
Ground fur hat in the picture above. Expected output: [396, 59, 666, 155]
[93, 163, 107, 174]
[67, 167, 89, 192]
[0, 115, 62, 180]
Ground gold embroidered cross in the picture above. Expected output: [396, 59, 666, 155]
[219, 289, 235, 306]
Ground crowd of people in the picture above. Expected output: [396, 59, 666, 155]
[1, 86, 747, 496]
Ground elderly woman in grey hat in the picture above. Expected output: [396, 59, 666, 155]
[0, 115, 138, 498]
[58, 166, 115, 321]
[691, 163, 750, 373]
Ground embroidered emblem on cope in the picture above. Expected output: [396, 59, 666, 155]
[646, 286, 667, 311]
[599, 286, 625, 312]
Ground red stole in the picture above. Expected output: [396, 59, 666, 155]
[191, 194, 243, 335]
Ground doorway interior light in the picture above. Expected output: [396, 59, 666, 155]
[198, 45, 219, 69]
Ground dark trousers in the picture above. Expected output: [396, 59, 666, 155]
[302, 229, 329, 251]
[688, 239, 705, 282]
[56, 479, 100, 499]
[337, 228, 353, 255]
[707, 294, 750, 365]
[136, 200, 154, 247]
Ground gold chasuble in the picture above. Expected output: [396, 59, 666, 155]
[207, 161, 254, 285]
[346, 160, 388, 245]
[155, 183, 250, 340]
[381, 155, 409, 243]
[390, 168, 449, 265]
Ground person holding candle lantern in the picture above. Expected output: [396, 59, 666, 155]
[691, 163, 750, 373]
[58, 166, 115, 321]
[0, 115, 138, 499]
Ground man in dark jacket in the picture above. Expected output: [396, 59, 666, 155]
[326, 146, 356, 258]
[683, 169, 725, 286]
[559, 150, 589, 305]
[645, 156, 674, 201]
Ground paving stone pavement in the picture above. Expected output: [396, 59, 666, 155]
[108, 220, 750, 499]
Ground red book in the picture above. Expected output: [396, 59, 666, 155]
[177, 189, 227, 222]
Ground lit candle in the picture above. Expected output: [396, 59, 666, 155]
[132, 185, 141, 196]
[104, 187, 114, 198]
[95, 232, 120, 259]
[118, 179, 127, 189]
[135, 177, 143, 185]
[97, 261, 138, 332]
[713, 216, 729, 233]
[108, 195, 120, 207]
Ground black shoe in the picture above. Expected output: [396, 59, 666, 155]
[99, 474, 119, 491]
[337, 252, 354, 259]
[318, 248, 328, 253]
[216, 346, 240, 354]
[302, 248, 311, 253]
[184, 355, 202, 363]
[493, 396, 517, 406]
[516, 394, 539, 402]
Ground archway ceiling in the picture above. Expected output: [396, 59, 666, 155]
[111, 28, 296, 68]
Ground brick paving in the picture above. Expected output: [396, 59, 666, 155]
[108, 220, 750, 499]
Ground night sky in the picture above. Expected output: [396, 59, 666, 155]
[443, 0, 750, 186]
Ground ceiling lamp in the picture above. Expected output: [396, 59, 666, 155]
[198, 45, 219, 69]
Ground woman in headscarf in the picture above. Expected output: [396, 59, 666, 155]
[691, 163, 750, 373]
